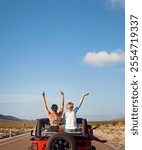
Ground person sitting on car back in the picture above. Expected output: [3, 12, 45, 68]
[87, 124, 107, 143]
[41, 91, 64, 132]
[64, 92, 89, 132]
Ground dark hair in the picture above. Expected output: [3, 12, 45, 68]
[51, 104, 58, 110]
[87, 124, 92, 129]
[87, 124, 93, 134]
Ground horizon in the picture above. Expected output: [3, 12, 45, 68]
[0, 113, 125, 122]
[0, 0, 124, 120]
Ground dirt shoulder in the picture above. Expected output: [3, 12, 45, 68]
[90, 120, 125, 150]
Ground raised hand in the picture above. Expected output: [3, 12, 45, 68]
[83, 92, 89, 97]
[60, 91, 64, 96]
[42, 92, 45, 97]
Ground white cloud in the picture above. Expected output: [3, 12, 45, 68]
[107, 0, 125, 9]
[83, 50, 125, 67]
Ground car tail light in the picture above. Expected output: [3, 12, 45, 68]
[32, 143, 38, 150]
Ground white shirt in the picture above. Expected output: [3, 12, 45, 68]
[64, 99, 84, 130]
[64, 111, 77, 129]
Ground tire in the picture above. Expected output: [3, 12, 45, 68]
[82, 119, 88, 135]
[46, 133, 76, 150]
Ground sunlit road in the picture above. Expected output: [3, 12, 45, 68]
[0, 134, 113, 150]
[92, 141, 113, 150]
[0, 134, 31, 150]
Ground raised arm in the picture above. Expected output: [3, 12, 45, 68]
[74, 92, 89, 113]
[41, 92, 51, 116]
[59, 91, 64, 115]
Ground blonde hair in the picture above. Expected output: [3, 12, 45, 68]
[66, 102, 74, 109]
[67, 102, 73, 106]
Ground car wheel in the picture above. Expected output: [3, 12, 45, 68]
[46, 133, 76, 150]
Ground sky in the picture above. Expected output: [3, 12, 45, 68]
[0, 0, 125, 120]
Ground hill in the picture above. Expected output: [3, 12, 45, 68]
[0, 114, 21, 121]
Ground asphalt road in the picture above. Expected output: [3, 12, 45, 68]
[0, 134, 31, 150]
[92, 141, 113, 150]
[0, 134, 113, 150]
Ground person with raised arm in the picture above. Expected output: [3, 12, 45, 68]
[64, 92, 89, 132]
[41, 91, 64, 132]
[42, 91, 64, 126]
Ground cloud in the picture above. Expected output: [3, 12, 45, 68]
[83, 50, 125, 67]
[107, 0, 125, 9]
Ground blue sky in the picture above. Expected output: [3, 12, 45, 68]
[0, 0, 125, 120]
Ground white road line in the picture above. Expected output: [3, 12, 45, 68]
[0, 133, 29, 143]
[0, 134, 30, 146]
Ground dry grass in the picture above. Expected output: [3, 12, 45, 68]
[0, 120, 36, 139]
[88, 119, 125, 126]
[0, 120, 36, 129]
[88, 120, 125, 150]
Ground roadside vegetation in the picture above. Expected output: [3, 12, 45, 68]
[88, 119, 125, 150]
[0, 120, 36, 139]
[88, 119, 125, 126]
[0, 120, 36, 129]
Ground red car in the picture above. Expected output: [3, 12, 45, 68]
[29, 118, 95, 150]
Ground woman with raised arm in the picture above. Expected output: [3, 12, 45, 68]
[64, 92, 89, 132]
[41, 91, 64, 131]
[35, 91, 64, 136]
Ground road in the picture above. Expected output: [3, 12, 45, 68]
[92, 141, 113, 150]
[0, 134, 31, 150]
[0, 134, 113, 150]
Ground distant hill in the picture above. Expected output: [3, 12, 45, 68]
[0, 114, 21, 121]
